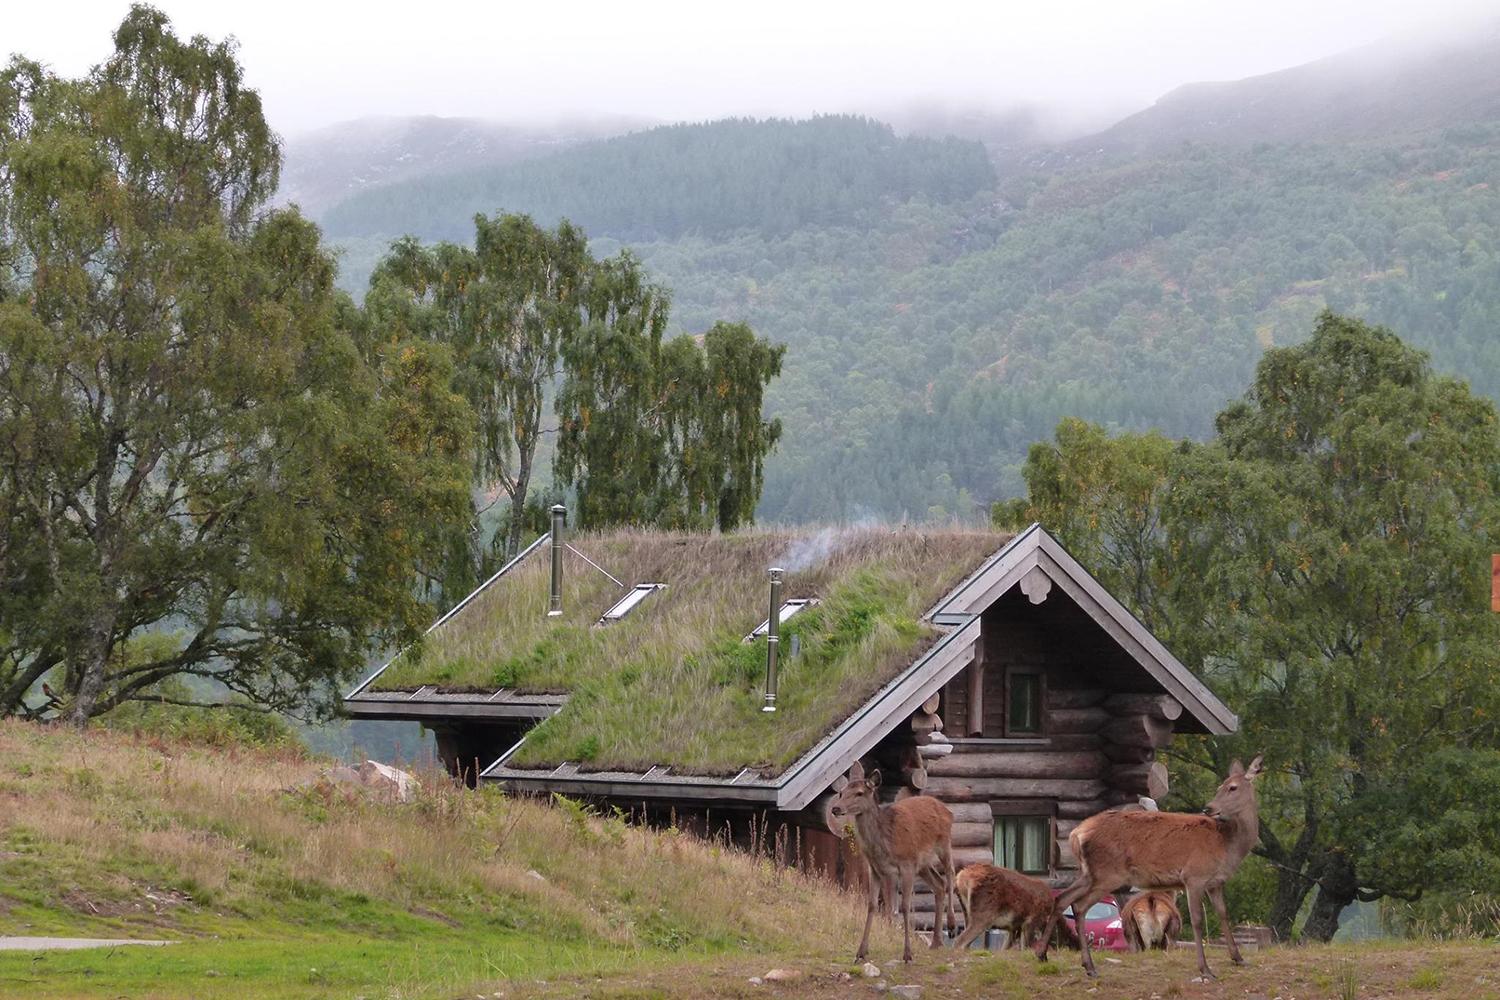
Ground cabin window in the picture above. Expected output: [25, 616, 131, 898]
[1005, 668, 1043, 735]
[991, 801, 1055, 875]
[993, 814, 1051, 875]
[598, 583, 665, 624]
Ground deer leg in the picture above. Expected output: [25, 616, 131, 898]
[952, 912, 988, 951]
[1035, 879, 1090, 962]
[1209, 885, 1243, 966]
[920, 864, 946, 948]
[941, 844, 958, 939]
[1185, 885, 1213, 980]
[855, 874, 879, 961]
[1071, 891, 1103, 978]
[899, 867, 919, 962]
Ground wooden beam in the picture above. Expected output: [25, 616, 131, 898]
[1102, 693, 1183, 722]
[925, 776, 1107, 802]
[1047, 687, 1107, 709]
[1101, 743, 1157, 765]
[1108, 761, 1170, 800]
[966, 638, 986, 737]
[1100, 713, 1175, 749]
[1056, 798, 1110, 820]
[1047, 706, 1111, 734]
[926, 751, 1105, 780]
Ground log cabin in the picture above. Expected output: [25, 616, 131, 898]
[345, 514, 1235, 919]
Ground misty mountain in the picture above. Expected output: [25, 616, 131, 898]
[1074, 22, 1500, 156]
[276, 113, 650, 216]
[291, 29, 1500, 522]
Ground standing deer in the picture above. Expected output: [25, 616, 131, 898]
[952, 863, 1076, 951]
[829, 761, 957, 962]
[1121, 890, 1182, 951]
[1035, 754, 1264, 980]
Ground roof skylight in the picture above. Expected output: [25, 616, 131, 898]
[598, 583, 666, 624]
[746, 598, 818, 641]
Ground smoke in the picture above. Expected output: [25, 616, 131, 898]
[776, 513, 884, 574]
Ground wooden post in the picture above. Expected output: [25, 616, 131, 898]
[966, 638, 985, 737]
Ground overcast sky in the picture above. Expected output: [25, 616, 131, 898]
[6, 0, 1496, 136]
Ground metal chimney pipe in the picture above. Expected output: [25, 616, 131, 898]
[548, 505, 566, 617]
[762, 567, 784, 713]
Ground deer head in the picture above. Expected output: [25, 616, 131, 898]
[1202, 754, 1264, 824]
[829, 763, 882, 819]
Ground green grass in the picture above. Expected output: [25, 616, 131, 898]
[0, 721, 879, 999]
[373, 527, 1007, 775]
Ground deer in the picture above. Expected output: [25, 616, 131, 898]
[952, 863, 1077, 951]
[828, 760, 957, 963]
[1035, 754, 1264, 980]
[1121, 890, 1182, 951]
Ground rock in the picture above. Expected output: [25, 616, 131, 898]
[357, 760, 419, 802]
[861, 961, 881, 978]
[747, 976, 763, 986]
[526, 870, 546, 882]
[888, 987, 922, 1000]
[763, 968, 802, 982]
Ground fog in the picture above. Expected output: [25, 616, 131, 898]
[7, 0, 1497, 137]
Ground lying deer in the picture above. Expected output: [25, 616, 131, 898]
[952, 863, 1076, 951]
[1121, 890, 1181, 951]
[829, 761, 957, 962]
[1035, 754, 1264, 980]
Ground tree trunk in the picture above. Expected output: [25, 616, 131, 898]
[504, 447, 534, 561]
[1301, 853, 1359, 943]
[1267, 863, 1315, 943]
[68, 604, 118, 726]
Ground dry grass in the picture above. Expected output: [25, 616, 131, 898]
[375, 526, 1008, 775]
[0, 721, 877, 965]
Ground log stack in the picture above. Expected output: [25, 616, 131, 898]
[1099, 692, 1178, 806]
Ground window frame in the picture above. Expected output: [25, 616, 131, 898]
[1002, 665, 1046, 737]
[990, 800, 1056, 877]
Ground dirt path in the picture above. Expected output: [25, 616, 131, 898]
[0, 937, 174, 951]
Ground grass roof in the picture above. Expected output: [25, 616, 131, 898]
[372, 526, 1009, 776]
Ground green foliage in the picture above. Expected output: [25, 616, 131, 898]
[0, 7, 473, 722]
[1004, 314, 1500, 941]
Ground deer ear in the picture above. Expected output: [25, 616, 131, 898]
[832, 776, 848, 792]
[1228, 759, 1245, 777]
[867, 768, 883, 789]
[1244, 755, 1265, 780]
[848, 760, 865, 782]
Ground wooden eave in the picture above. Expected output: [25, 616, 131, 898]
[344, 687, 565, 723]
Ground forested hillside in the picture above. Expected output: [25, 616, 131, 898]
[307, 38, 1500, 522]
[321, 116, 996, 242]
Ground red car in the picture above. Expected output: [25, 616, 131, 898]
[1058, 893, 1128, 952]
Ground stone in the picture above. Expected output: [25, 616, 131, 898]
[888, 987, 923, 1000]
[526, 870, 546, 882]
[357, 760, 419, 802]
[861, 962, 881, 978]
[747, 977, 763, 986]
[763, 968, 802, 982]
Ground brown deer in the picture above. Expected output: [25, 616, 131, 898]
[1035, 754, 1264, 980]
[1121, 891, 1182, 951]
[952, 863, 1077, 951]
[829, 761, 957, 962]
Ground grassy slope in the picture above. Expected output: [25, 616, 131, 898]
[373, 527, 1005, 774]
[0, 722, 875, 1000]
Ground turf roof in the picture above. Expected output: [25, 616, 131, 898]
[372, 526, 1010, 776]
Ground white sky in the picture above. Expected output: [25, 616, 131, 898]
[5, 0, 1496, 136]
